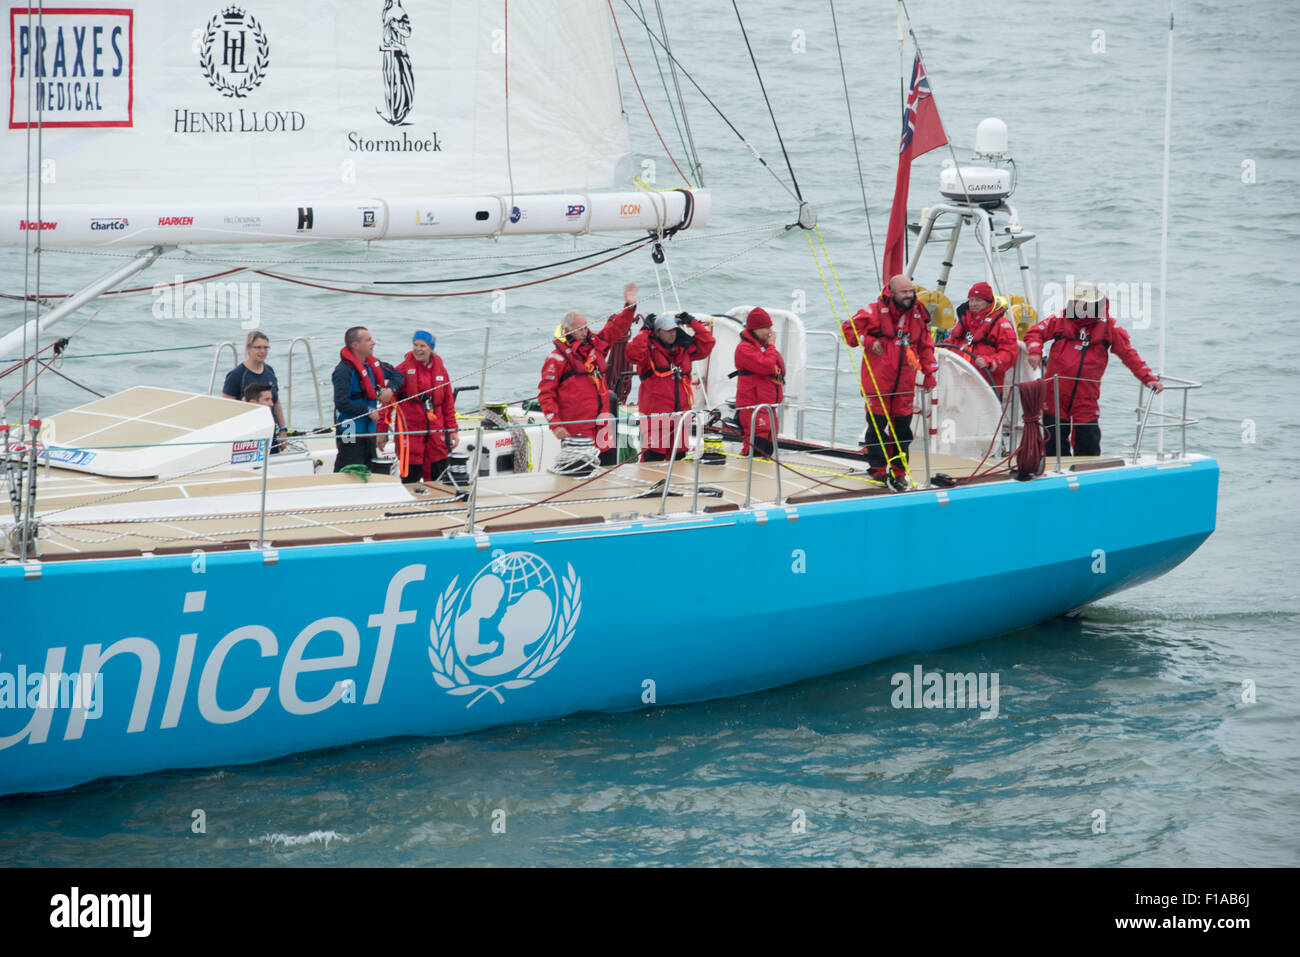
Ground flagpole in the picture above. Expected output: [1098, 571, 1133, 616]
[898, 5, 999, 286]
[897, 1, 907, 275]
[1157, 2, 1174, 456]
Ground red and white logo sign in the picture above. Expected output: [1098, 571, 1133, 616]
[157, 216, 194, 227]
[9, 8, 134, 129]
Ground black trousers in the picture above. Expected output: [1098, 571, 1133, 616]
[402, 458, 449, 484]
[1043, 414, 1101, 456]
[642, 449, 687, 463]
[598, 448, 619, 467]
[863, 414, 913, 472]
[750, 435, 774, 459]
[334, 433, 376, 472]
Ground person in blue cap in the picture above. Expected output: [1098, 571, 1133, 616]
[392, 329, 456, 483]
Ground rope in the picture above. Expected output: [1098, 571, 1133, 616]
[828, 0, 882, 289]
[803, 229, 915, 485]
[243, 240, 652, 299]
[607, 0, 693, 187]
[732, 0, 802, 202]
[616, 0, 800, 204]
[637, 0, 693, 184]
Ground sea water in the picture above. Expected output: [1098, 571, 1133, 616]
[0, 0, 1296, 866]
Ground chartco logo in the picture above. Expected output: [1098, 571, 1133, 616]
[199, 6, 269, 99]
[91, 217, 129, 231]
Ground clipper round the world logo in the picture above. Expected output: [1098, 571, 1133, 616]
[200, 6, 269, 99]
[377, 0, 414, 125]
[430, 552, 580, 707]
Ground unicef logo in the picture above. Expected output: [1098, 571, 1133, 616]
[429, 552, 580, 706]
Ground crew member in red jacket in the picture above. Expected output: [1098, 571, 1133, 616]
[1025, 280, 1163, 456]
[949, 281, 1019, 393]
[392, 330, 457, 483]
[626, 309, 716, 461]
[841, 274, 938, 490]
[733, 306, 785, 457]
[538, 282, 640, 467]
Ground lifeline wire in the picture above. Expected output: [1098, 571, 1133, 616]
[732, 0, 802, 202]
[828, 0, 882, 290]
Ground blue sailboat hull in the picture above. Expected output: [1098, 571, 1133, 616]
[0, 457, 1218, 795]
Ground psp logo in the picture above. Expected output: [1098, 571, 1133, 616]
[565, 204, 586, 218]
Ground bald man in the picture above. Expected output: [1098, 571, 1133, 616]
[841, 275, 938, 490]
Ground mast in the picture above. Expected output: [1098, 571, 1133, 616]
[1157, 2, 1174, 455]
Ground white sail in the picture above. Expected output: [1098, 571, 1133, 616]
[1, 0, 706, 245]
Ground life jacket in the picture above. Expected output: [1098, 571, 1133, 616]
[864, 302, 924, 402]
[1051, 316, 1115, 413]
[953, 302, 1010, 350]
[554, 338, 610, 397]
[638, 334, 695, 410]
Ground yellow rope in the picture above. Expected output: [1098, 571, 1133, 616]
[803, 229, 915, 484]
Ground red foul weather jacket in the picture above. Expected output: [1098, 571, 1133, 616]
[537, 305, 637, 451]
[1024, 302, 1158, 422]
[949, 301, 1019, 389]
[626, 318, 716, 454]
[733, 331, 785, 452]
[840, 293, 938, 417]
[393, 351, 457, 468]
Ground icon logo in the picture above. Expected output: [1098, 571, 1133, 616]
[200, 7, 269, 99]
[509, 206, 524, 224]
[296, 207, 314, 231]
[429, 552, 579, 706]
[377, 0, 414, 126]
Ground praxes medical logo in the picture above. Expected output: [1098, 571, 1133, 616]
[8, 7, 134, 129]
[173, 5, 306, 134]
[347, 0, 441, 155]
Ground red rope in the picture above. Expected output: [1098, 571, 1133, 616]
[8, 267, 247, 302]
[607, 0, 693, 187]
[1013, 378, 1046, 476]
[245, 240, 650, 298]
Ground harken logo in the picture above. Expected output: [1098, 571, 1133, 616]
[200, 6, 269, 99]
[157, 216, 193, 227]
[429, 552, 579, 706]
[377, 0, 413, 126]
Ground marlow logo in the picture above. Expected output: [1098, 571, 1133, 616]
[430, 552, 579, 706]
[377, 0, 414, 125]
[200, 6, 269, 99]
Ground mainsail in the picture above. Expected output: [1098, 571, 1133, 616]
[2, 0, 706, 246]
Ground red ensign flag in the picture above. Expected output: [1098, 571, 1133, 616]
[882, 54, 948, 282]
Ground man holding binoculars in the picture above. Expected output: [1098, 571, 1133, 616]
[626, 309, 716, 461]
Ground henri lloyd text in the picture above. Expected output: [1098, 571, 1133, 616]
[173, 108, 305, 133]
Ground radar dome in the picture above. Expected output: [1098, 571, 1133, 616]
[974, 118, 1009, 157]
